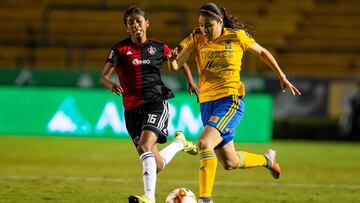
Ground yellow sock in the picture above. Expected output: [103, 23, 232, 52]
[236, 151, 267, 168]
[199, 149, 217, 198]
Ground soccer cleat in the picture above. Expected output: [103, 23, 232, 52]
[173, 131, 198, 155]
[264, 149, 281, 179]
[128, 195, 154, 203]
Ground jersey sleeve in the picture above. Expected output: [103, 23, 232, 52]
[163, 43, 171, 61]
[105, 47, 120, 67]
[180, 29, 199, 52]
[237, 30, 255, 51]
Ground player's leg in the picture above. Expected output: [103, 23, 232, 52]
[197, 125, 222, 203]
[212, 96, 281, 177]
[129, 100, 195, 203]
[215, 141, 267, 169]
[158, 131, 198, 172]
[214, 141, 239, 170]
[215, 144, 281, 178]
[213, 96, 266, 169]
[145, 101, 196, 173]
[150, 144, 164, 173]
[197, 96, 235, 203]
[135, 130, 159, 203]
[125, 108, 157, 203]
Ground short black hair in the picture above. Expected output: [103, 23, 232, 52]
[123, 5, 147, 25]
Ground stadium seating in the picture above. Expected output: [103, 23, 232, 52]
[277, 0, 360, 76]
[0, 0, 358, 76]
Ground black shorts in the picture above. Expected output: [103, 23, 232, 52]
[124, 100, 169, 146]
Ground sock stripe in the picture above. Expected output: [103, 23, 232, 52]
[199, 153, 216, 158]
[236, 151, 245, 168]
[199, 151, 216, 160]
[141, 154, 154, 161]
[140, 152, 154, 162]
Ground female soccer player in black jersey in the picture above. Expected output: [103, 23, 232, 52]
[100, 5, 198, 203]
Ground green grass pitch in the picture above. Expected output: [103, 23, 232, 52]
[0, 136, 359, 202]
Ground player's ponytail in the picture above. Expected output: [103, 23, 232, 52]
[219, 7, 253, 35]
[199, 3, 253, 35]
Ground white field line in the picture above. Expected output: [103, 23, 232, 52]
[1, 175, 360, 190]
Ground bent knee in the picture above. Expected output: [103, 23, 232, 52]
[221, 161, 238, 170]
[198, 139, 213, 151]
[137, 144, 152, 154]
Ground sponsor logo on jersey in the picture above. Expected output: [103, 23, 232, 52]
[205, 61, 229, 69]
[126, 50, 133, 55]
[209, 116, 219, 123]
[147, 46, 156, 55]
[132, 58, 151, 65]
[200, 50, 233, 59]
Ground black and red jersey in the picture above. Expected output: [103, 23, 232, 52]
[106, 38, 174, 110]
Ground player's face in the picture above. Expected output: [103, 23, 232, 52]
[199, 14, 223, 40]
[126, 12, 149, 40]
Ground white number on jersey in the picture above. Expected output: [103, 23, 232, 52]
[147, 114, 157, 124]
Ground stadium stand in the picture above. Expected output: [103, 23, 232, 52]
[277, 0, 360, 76]
[0, 0, 359, 76]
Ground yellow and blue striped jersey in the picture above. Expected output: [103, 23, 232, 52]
[180, 28, 255, 103]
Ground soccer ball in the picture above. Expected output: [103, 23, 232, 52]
[165, 188, 197, 203]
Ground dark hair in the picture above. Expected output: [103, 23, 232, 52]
[199, 3, 253, 35]
[123, 5, 147, 26]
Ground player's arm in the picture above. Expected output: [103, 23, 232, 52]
[167, 47, 200, 101]
[181, 63, 200, 102]
[99, 62, 123, 95]
[249, 42, 301, 95]
[167, 47, 192, 71]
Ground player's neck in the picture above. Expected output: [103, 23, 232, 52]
[212, 28, 224, 41]
[131, 35, 147, 45]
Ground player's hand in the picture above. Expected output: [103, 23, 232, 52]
[167, 47, 178, 61]
[279, 77, 301, 96]
[189, 83, 200, 103]
[111, 84, 123, 96]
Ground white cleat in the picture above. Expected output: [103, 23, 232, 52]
[264, 149, 281, 179]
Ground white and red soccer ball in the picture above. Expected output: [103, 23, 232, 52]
[165, 188, 197, 203]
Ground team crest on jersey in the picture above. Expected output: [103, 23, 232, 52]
[225, 40, 232, 50]
[147, 46, 156, 55]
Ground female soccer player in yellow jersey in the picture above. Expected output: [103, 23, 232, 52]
[168, 3, 301, 203]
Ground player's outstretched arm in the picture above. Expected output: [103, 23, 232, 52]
[249, 42, 301, 96]
[181, 63, 200, 103]
[100, 62, 123, 95]
[167, 47, 192, 71]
